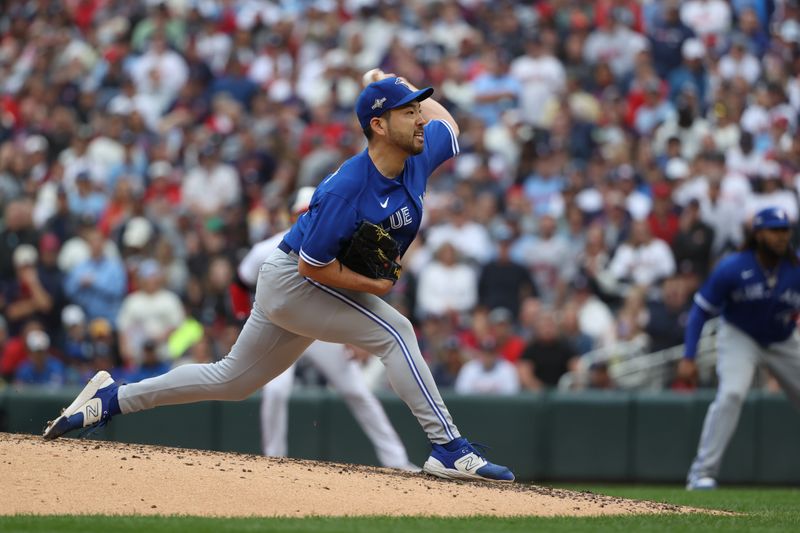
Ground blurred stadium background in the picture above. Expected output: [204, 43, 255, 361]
[1, 0, 800, 483]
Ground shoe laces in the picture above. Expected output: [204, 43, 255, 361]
[466, 441, 491, 457]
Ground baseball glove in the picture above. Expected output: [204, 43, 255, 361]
[338, 221, 402, 282]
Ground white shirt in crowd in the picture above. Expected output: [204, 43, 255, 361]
[181, 162, 241, 214]
[680, 0, 732, 41]
[416, 261, 477, 318]
[608, 239, 676, 287]
[426, 222, 494, 265]
[128, 47, 188, 102]
[583, 25, 648, 78]
[718, 52, 761, 85]
[117, 289, 185, 364]
[455, 358, 520, 395]
[509, 52, 566, 127]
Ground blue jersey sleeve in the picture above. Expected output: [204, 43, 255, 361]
[683, 303, 712, 359]
[422, 119, 459, 172]
[298, 192, 359, 267]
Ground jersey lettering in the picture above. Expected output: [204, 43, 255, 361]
[731, 282, 768, 302]
[779, 290, 800, 307]
[388, 207, 413, 230]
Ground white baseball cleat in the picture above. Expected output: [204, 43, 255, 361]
[42, 371, 120, 440]
[423, 437, 514, 482]
[686, 476, 717, 490]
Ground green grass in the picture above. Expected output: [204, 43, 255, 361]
[3, 485, 799, 532]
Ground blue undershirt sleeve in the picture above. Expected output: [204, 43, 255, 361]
[683, 303, 712, 360]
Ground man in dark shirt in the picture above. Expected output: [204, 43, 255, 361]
[478, 225, 537, 320]
[518, 313, 577, 389]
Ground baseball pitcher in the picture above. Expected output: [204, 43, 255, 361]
[44, 71, 515, 482]
[235, 188, 416, 471]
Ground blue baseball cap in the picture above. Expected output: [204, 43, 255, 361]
[355, 77, 433, 130]
[753, 207, 792, 230]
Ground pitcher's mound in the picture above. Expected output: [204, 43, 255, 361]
[2, 432, 690, 517]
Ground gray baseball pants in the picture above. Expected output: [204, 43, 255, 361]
[261, 340, 411, 467]
[688, 321, 800, 481]
[118, 249, 460, 444]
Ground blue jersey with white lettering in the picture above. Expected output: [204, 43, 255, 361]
[283, 119, 459, 266]
[693, 250, 800, 346]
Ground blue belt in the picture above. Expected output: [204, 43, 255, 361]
[278, 239, 293, 254]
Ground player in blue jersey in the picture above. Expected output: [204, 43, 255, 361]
[681, 206, 800, 490]
[43, 70, 515, 482]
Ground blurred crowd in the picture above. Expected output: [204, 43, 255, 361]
[1, 0, 799, 394]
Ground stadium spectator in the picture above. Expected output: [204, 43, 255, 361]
[587, 361, 616, 390]
[647, 182, 680, 245]
[647, 0, 695, 78]
[470, 50, 521, 128]
[643, 276, 693, 353]
[61, 304, 89, 363]
[672, 199, 715, 277]
[570, 274, 617, 349]
[14, 330, 66, 387]
[509, 33, 565, 128]
[511, 214, 571, 304]
[0, 200, 39, 283]
[477, 225, 537, 320]
[487, 307, 526, 364]
[63, 227, 127, 323]
[607, 220, 677, 294]
[455, 338, 520, 395]
[426, 199, 493, 265]
[518, 313, 578, 390]
[559, 302, 595, 356]
[431, 336, 466, 390]
[2, 244, 55, 336]
[117, 259, 184, 367]
[84, 317, 123, 377]
[680, 0, 732, 51]
[583, 6, 648, 79]
[124, 339, 171, 383]
[667, 38, 709, 107]
[416, 242, 477, 321]
[719, 33, 762, 85]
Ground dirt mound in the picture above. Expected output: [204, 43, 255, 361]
[1, 432, 691, 517]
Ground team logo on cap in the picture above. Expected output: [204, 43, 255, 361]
[371, 97, 387, 110]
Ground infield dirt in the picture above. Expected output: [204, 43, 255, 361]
[1, 432, 698, 517]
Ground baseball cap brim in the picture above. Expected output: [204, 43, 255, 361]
[389, 87, 434, 111]
[755, 220, 791, 229]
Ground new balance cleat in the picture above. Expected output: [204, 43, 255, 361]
[423, 437, 515, 482]
[42, 371, 119, 440]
